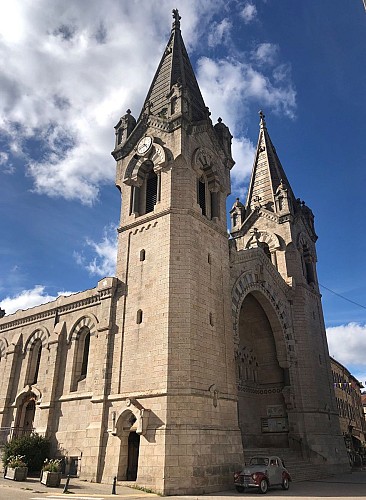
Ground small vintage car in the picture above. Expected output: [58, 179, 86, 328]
[234, 455, 291, 494]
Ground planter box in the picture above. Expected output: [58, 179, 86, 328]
[4, 466, 28, 481]
[40, 470, 62, 487]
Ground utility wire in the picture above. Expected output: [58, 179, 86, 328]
[319, 283, 366, 311]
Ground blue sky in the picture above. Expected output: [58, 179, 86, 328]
[0, 1, 365, 381]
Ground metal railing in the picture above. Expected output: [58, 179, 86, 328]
[0, 427, 36, 445]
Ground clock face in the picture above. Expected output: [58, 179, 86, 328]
[137, 136, 153, 155]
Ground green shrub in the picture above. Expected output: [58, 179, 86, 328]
[2, 434, 50, 472]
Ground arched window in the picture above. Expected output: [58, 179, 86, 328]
[80, 332, 90, 379]
[136, 310, 143, 324]
[198, 178, 206, 216]
[145, 170, 158, 214]
[26, 339, 42, 385]
[130, 161, 159, 216]
[302, 245, 315, 284]
[71, 327, 91, 391]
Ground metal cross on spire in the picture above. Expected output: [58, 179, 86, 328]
[172, 8, 181, 29]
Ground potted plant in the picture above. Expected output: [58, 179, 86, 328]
[40, 458, 62, 487]
[4, 455, 28, 481]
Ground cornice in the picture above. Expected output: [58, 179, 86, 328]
[0, 285, 116, 334]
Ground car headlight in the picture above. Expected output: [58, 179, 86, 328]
[252, 473, 257, 480]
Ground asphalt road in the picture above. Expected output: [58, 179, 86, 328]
[1, 471, 366, 500]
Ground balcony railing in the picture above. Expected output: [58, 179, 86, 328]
[0, 427, 37, 445]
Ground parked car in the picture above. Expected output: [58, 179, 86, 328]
[234, 455, 291, 494]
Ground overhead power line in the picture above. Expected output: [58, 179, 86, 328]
[319, 283, 366, 311]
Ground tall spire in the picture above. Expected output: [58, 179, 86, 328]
[139, 9, 209, 122]
[245, 111, 296, 214]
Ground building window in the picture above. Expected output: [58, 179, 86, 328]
[145, 171, 158, 214]
[130, 161, 159, 217]
[71, 327, 91, 391]
[140, 249, 146, 261]
[80, 332, 90, 379]
[302, 245, 315, 284]
[198, 178, 206, 216]
[26, 339, 42, 385]
[137, 309, 143, 324]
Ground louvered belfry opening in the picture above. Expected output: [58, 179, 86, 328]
[198, 179, 206, 216]
[146, 170, 158, 214]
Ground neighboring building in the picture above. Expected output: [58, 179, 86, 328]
[0, 10, 349, 494]
[331, 357, 366, 463]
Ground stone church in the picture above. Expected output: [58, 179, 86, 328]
[0, 10, 349, 495]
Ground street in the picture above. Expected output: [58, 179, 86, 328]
[1, 471, 366, 500]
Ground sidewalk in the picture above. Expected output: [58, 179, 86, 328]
[0, 474, 159, 498]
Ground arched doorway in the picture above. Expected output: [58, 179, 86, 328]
[115, 410, 141, 481]
[236, 292, 288, 449]
[14, 393, 36, 438]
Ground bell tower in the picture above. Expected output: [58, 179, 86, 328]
[111, 10, 243, 495]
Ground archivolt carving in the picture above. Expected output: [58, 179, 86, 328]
[246, 229, 281, 251]
[232, 271, 292, 366]
[68, 314, 98, 343]
[23, 326, 50, 354]
[13, 384, 42, 407]
[112, 398, 150, 436]
[192, 147, 219, 189]
[124, 142, 167, 186]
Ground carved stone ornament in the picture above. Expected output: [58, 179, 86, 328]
[111, 398, 151, 436]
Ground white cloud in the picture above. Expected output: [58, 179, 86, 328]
[208, 18, 232, 48]
[0, 286, 76, 316]
[327, 322, 366, 372]
[240, 2, 257, 24]
[252, 43, 279, 66]
[0, 0, 222, 205]
[196, 56, 296, 195]
[74, 224, 117, 277]
[0, 1, 296, 204]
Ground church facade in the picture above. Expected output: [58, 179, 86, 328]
[0, 11, 348, 495]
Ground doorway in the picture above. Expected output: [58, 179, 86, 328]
[126, 431, 140, 481]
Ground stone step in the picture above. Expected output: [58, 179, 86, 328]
[242, 447, 335, 482]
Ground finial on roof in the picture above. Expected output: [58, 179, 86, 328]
[172, 9, 181, 29]
[126, 109, 131, 115]
[259, 110, 266, 129]
[218, 117, 222, 123]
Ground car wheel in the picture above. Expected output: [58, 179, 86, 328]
[259, 478, 268, 494]
[282, 477, 289, 490]
[235, 486, 245, 493]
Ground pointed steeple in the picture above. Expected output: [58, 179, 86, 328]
[139, 9, 209, 122]
[245, 111, 296, 214]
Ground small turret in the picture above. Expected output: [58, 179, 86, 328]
[114, 109, 136, 149]
[230, 197, 245, 232]
[214, 117, 233, 160]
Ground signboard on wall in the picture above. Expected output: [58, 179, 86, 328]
[261, 417, 289, 433]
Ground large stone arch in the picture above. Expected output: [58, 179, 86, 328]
[232, 272, 294, 449]
[232, 272, 293, 367]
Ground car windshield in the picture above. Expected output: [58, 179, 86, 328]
[249, 457, 269, 466]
